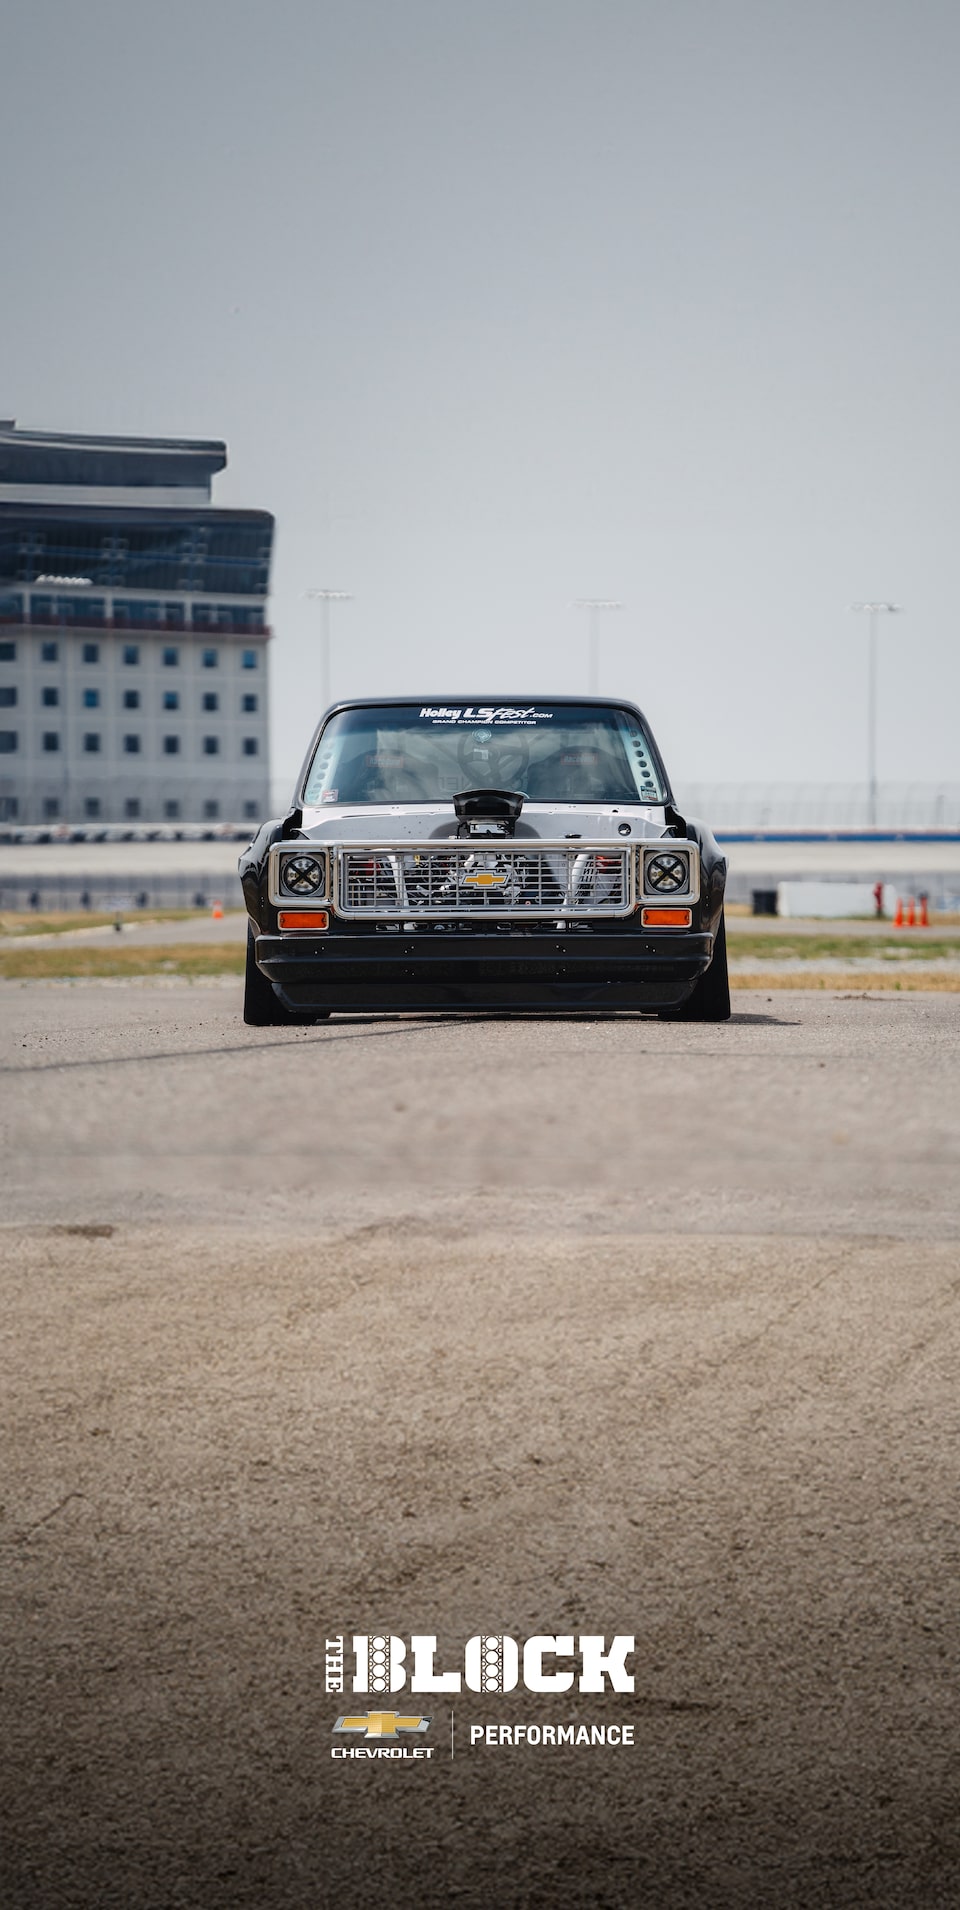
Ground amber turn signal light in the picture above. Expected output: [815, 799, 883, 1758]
[641, 907, 693, 927]
[277, 910, 330, 931]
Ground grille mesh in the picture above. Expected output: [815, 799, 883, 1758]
[338, 845, 630, 916]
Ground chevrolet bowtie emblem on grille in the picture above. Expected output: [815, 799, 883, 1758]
[333, 1712, 432, 1740]
[463, 871, 508, 886]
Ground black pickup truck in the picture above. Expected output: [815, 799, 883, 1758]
[239, 696, 728, 1022]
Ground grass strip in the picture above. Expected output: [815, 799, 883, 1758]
[1, 945, 958, 991]
[731, 970, 960, 993]
[725, 933, 960, 960]
[0, 944, 246, 980]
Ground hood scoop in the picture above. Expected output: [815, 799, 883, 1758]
[453, 788, 526, 839]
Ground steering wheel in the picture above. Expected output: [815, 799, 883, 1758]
[456, 727, 530, 788]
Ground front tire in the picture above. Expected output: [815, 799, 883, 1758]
[244, 923, 289, 1024]
[243, 924, 332, 1025]
[659, 911, 731, 1021]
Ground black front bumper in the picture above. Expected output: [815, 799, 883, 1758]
[254, 929, 715, 1012]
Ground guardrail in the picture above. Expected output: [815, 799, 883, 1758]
[0, 824, 254, 846]
[0, 871, 245, 911]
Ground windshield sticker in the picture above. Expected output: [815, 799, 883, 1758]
[418, 706, 555, 725]
[320, 788, 339, 803]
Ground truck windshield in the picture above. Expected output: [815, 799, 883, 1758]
[303, 703, 668, 806]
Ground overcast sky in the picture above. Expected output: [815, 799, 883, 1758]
[3, 0, 959, 793]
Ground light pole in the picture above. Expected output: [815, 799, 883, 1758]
[850, 602, 902, 827]
[573, 599, 622, 695]
[305, 589, 353, 714]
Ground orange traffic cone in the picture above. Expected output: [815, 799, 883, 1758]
[894, 898, 903, 927]
[906, 897, 916, 928]
[211, 899, 224, 920]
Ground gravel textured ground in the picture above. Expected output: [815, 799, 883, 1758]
[1, 984, 959, 1908]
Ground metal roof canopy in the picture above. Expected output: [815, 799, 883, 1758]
[0, 423, 227, 490]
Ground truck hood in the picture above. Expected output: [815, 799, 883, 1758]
[298, 802, 673, 842]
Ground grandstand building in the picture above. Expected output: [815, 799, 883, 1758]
[0, 422, 273, 824]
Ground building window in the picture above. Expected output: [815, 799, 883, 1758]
[0, 593, 24, 622]
[202, 648, 219, 669]
[202, 691, 219, 711]
[242, 737, 259, 756]
[36, 596, 105, 628]
[124, 798, 141, 819]
[241, 649, 258, 669]
[41, 641, 58, 663]
[115, 602, 161, 629]
[164, 604, 185, 629]
[242, 693, 258, 712]
[123, 644, 140, 665]
[0, 686, 16, 707]
[42, 732, 60, 752]
[243, 799, 259, 819]
[43, 798, 60, 819]
[83, 733, 101, 753]
[83, 688, 100, 708]
[0, 730, 18, 752]
[163, 735, 180, 755]
[162, 646, 179, 667]
[164, 799, 180, 820]
[163, 691, 180, 710]
[84, 798, 101, 819]
[82, 642, 100, 665]
[203, 800, 220, 820]
[0, 796, 18, 819]
[0, 642, 15, 662]
[123, 735, 141, 754]
[124, 689, 140, 710]
[42, 685, 59, 707]
[203, 735, 219, 755]
[193, 603, 251, 632]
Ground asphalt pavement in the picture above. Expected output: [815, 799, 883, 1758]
[1, 984, 958, 1908]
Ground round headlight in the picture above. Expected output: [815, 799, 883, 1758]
[645, 852, 688, 893]
[282, 854, 324, 895]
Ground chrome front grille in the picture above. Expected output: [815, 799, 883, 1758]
[336, 843, 633, 917]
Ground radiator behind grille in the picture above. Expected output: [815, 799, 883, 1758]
[337, 845, 631, 917]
